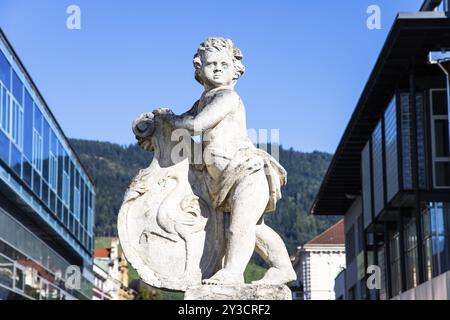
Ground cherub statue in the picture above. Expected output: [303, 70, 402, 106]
[161, 37, 296, 286]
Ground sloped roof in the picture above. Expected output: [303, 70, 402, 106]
[94, 248, 111, 258]
[306, 220, 344, 245]
[310, 12, 450, 215]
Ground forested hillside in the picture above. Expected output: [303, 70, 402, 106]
[70, 139, 339, 254]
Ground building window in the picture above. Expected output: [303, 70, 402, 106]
[384, 98, 399, 201]
[87, 207, 93, 233]
[74, 186, 80, 221]
[404, 215, 418, 290]
[0, 82, 23, 150]
[0, 50, 10, 89]
[348, 285, 356, 300]
[422, 202, 450, 280]
[400, 93, 427, 190]
[430, 89, 450, 188]
[389, 231, 401, 297]
[0, 84, 10, 134]
[357, 216, 364, 253]
[346, 225, 356, 263]
[362, 141, 373, 229]
[377, 243, 387, 300]
[400, 93, 412, 189]
[49, 152, 58, 191]
[32, 129, 43, 172]
[62, 171, 70, 206]
[0, 254, 14, 288]
[416, 94, 427, 188]
[11, 98, 23, 149]
[372, 121, 384, 215]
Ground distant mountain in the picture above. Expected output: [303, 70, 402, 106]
[70, 139, 339, 254]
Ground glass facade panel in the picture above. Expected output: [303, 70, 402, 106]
[384, 99, 399, 201]
[43, 120, 49, 181]
[15, 267, 24, 291]
[422, 202, 450, 280]
[0, 35, 95, 263]
[22, 158, 32, 187]
[400, 93, 413, 190]
[24, 270, 40, 300]
[1, 85, 10, 133]
[416, 93, 427, 189]
[57, 142, 63, 198]
[434, 119, 449, 157]
[430, 89, 450, 188]
[11, 70, 22, 105]
[10, 144, 21, 176]
[400, 93, 427, 190]
[362, 141, 372, 229]
[346, 225, 355, 263]
[0, 254, 14, 288]
[32, 169, 41, 197]
[404, 215, 418, 290]
[42, 180, 49, 206]
[389, 231, 401, 297]
[23, 90, 33, 160]
[432, 90, 447, 115]
[0, 50, 10, 88]
[11, 99, 23, 148]
[372, 122, 384, 216]
[377, 244, 387, 300]
[0, 130, 9, 163]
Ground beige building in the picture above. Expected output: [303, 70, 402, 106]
[292, 220, 346, 300]
[93, 238, 135, 300]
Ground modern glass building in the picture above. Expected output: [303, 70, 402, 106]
[0, 28, 95, 300]
[311, 1, 450, 300]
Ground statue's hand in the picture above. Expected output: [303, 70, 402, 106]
[153, 107, 173, 117]
[155, 108, 184, 128]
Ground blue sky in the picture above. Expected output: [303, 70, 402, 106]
[0, 0, 424, 153]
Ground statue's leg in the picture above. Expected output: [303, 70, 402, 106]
[253, 220, 297, 285]
[202, 169, 269, 285]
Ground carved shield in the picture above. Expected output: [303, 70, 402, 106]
[118, 111, 225, 291]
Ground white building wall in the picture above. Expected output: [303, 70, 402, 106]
[300, 247, 345, 300]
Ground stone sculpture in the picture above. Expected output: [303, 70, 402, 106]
[118, 37, 296, 298]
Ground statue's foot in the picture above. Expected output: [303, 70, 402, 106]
[251, 267, 297, 285]
[202, 269, 244, 285]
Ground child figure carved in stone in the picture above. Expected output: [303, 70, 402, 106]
[162, 37, 296, 286]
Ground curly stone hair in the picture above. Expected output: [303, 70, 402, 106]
[193, 37, 245, 85]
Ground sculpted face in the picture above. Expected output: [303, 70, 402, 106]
[200, 50, 236, 88]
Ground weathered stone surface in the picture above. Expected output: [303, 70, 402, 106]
[118, 37, 296, 295]
[184, 284, 292, 300]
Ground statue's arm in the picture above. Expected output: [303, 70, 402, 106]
[180, 100, 199, 118]
[173, 91, 239, 133]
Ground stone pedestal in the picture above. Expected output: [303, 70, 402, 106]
[184, 284, 292, 300]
